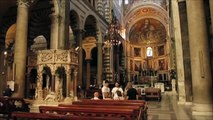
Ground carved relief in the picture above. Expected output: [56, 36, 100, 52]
[35, 49, 78, 102]
[55, 51, 68, 62]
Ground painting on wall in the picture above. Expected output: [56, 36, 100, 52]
[134, 61, 141, 71]
[158, 59, 165, 70]
[158, 45, 164, 56]
[129, 18, 166, 45]
[134, 48, 141, 57]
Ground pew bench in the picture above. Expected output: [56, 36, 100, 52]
[145, 87, 161, 101]
[58, 104, 141, 120]
[71, 100, 148, 120]
[39, 106, 135, 120]
[0, 97, 30, 119]
[12, 111, 124, 120]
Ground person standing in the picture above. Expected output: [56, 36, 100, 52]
[126, 82, 138, 100]
[101, 80, 110, 99]
[111, 81, 124, 100]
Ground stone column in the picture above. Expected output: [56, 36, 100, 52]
[58, 0, 69, 49]
[51, 71, 55, 92]
[171, 0, 186, 104]
[103, 44, 113, 82]
[75, 29, 84, 87]
[86, 59, 91, 90]
[13, 0, 31, 97]
[186, 0, 213, 116]
[96, 33, 103, 86]
[73, 70, 78, 100]
[66, 67, 71, 97]
[50, 14, 60, 49]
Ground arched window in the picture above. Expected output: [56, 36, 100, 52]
[125, 0, 129, 4]
[146, 47, 153, 57]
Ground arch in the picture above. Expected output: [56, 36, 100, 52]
[129, 18, 167, 45]
[28, 0, 52, 48]
[5, 24, 16, 48]
[69, 10, 80, 31]
[69, 10, 80, 48]
[146, 46, 153, 57]
[124, 4, 169, 40]
[55, 66, 67, 98]
[84, 15, 97, 38]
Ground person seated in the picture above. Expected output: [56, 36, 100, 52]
[103, 92, 112, 100]
[91, 92, 100, 100]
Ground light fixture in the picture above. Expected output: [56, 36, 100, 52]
[104, 18, 121, 46]
[4, 51, 7, 55]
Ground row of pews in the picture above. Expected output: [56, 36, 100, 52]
[10, 99, 148, 120]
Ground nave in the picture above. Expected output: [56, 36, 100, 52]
[148, 94, 213, 120]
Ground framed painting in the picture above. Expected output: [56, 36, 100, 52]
[158, 45, 164, 56]
[134, 47, 141, 57]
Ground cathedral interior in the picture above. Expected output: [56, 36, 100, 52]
[0, 0, 212, 119]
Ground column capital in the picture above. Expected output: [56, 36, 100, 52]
[17, 0, 35, 8]
[74, 70, 78, 77]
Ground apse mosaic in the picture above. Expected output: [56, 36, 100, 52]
[129, 18, 166, 45]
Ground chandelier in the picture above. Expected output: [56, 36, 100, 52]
[104, 18, 121, 46]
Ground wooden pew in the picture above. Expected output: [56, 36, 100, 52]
[39, 106, 135, 120]
[72, 100, 148, 120]
[58, 104, 141, 120]
[12, 111, 124, 120]
[145, 87, 161, 101]
[0, 97, 30, 119]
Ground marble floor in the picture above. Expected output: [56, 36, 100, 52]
[147, 94, 213, 120]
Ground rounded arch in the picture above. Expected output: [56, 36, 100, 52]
[28, 0, 52, 48]
[0, 11, 17, 47]
[84, 15, 97, 38]
[124, 4, 169, 40]
[69, 10, 80, 47]
[129, 18, 167, 45]
[69, 10, 80, 31]
[5, 24, 16, 48]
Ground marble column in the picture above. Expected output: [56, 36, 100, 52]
[50, 14, 60, 49]
[86, 59, 91, 90]
[51, 72, 55, 92]
[186, 0, 213, 116]
[96, 33, 103, 86]
[13, 0, 30, 97]
[66, 68, 71, 97]
[73, 70, 78, 100]
[58, 0, 69, 49]
[75, 29, 84, 87]
[171, 0, 186, 104]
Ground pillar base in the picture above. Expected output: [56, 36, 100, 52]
[64, 97, 74, 103]
[192, 103, 213, 116]
[177, 96, 186, 105]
